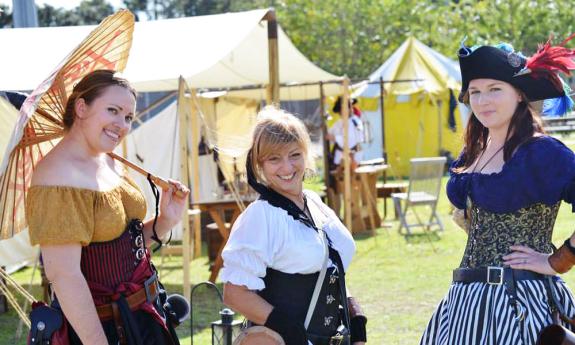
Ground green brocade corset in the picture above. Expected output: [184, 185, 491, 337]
[459, 202, 560, 268]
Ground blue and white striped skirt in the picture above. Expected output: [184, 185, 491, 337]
[420, 278, 575, 345]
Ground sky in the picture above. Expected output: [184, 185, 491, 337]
[0, 0, 125, 10]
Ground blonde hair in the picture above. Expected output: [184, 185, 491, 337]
[249, 106, 314, 184]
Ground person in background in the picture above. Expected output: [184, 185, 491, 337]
[326, 97, 365, 214]
[327, 96, 365, 170]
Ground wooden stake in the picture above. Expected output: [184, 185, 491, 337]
[319, 82, 331, 206]
[188, 89, 202, 261]
[379, 76, 386, 161]
[177, 77, 192, 300]
[342, 77, 352, 231]
[265, 9, 279, 105]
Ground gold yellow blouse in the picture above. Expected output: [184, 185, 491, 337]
[26, 175, 147, 246]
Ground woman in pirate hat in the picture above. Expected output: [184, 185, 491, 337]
[420, 35, 575, 344]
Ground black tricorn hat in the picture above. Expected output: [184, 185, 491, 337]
[458, 44, 566, 103]
[332, 96, 358, 114]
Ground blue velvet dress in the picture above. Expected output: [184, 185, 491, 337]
[420, 135, 575, 345]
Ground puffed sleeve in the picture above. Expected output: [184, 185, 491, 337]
[551, 141, 575, 210]
[26, 187, 95, 246]
[446, 151, 468, 210]
[220, 201, 280, 290]
[520, 136, 575, 211]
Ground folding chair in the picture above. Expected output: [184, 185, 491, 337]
[392, 157, 446, 235]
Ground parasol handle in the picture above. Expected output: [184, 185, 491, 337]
[107, 152, 187, 198]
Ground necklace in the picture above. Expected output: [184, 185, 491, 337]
[472, 144, 505, 174]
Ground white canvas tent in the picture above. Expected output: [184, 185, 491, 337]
[120, 95, 258, 239]
[0, 9, 345, 294]
[0, 9, 341, 99]
[0, 95, 38, 273]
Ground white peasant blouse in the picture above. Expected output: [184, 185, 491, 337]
[220, 190, 356, 291]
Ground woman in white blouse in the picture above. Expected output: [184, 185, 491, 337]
[221, 107, 367, 345]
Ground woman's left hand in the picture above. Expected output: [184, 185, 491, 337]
[503, 245, 557, 275]
[159, 179, 190, 228]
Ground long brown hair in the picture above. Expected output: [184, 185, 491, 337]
[453, 92, 545, 173]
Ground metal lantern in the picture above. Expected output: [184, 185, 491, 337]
[211, 308, 242, 345]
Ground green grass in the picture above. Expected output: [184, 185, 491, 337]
[5, 141, 575, 344]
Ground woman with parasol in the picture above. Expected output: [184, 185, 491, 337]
[0, 11, 189, 344]
[26, 69, 189, 344]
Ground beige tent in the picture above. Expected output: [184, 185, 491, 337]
[0, 9, 341, 99]
[0, 96, 38, 273]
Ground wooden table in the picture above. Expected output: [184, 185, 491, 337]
[354, 164, 388, 233]
[332, 164, 388, 234]
[192, 197, 252, 282]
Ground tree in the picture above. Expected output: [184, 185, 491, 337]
[9, 0, 575, 79]
[0, 4, 13, 28]
[75, 0, 115, 24]
[36, 0, 114, 27]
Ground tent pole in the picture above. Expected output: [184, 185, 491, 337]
[176, 77, 192, 300]
[188, 87, 202, 263]
[265, 9, 279, 106]
[379, 76, 386, 162]
[342, 77, 352, 231]
[437, 98, 443, 155]
[319, 82, 331, 206]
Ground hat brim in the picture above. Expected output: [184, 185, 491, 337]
[458, 46, 564, 102]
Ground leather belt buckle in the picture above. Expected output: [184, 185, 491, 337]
[144, 273, 159, 303]
[487, 266, 504, 285]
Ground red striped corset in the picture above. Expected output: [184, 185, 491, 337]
[80, 219, 146, 290]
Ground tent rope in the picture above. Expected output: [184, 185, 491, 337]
[0, 267, 35, 303]
[0, 279, 31, 328]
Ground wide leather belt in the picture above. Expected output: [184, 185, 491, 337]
[96, 273, 160, 320]
[453, 267, 546, 285]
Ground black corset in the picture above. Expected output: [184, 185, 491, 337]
[258, 264, 343, 337]
[460, 202, 560, 268]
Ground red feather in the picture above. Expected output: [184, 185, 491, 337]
[525, 33, 575, 77]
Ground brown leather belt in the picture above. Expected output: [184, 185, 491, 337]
[96, 273, 160, 320]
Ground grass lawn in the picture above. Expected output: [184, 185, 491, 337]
[4, 147, 575, 344]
